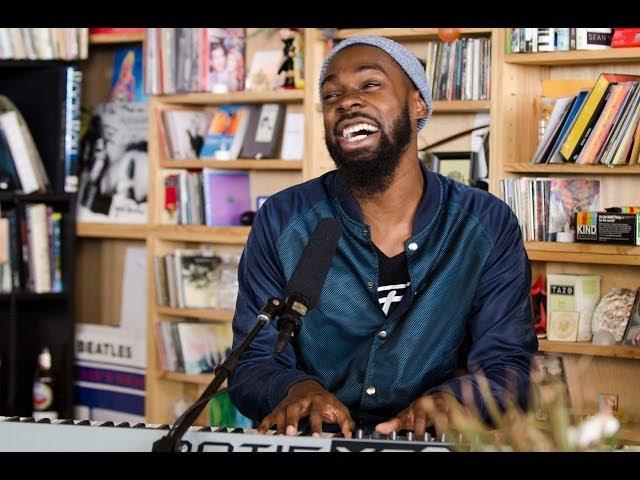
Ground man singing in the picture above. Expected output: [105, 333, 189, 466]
[228, 36, 537, 438]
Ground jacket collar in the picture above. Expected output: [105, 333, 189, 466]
[332, 159, 442, 236]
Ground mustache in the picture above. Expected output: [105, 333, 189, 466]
[333, 112, 380, 136]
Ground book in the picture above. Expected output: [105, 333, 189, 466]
[108, 45, 146, 103]
[547, 90, 589, 164]
[0, 127, 21, 191]
[202, 169, 250, 226]
[560, 73, 640, 162]
[531, 96, 574, 164]
[162, 109, 211, 159]
[576, 28, 612, 50]
[239, 103, 285, 159]
[77, 102, 149, 223]
[547, 274, 601, 342]
[280, 112, 304, 160]
[206, 28, 245, 93]
[199, 105, 251, 160]
[245, 50, 283, 91]
[548, 178, 600, 238]
[63, 66, 82, 193]
[175, 322, 221, 374]
[181, 254, 222, 309]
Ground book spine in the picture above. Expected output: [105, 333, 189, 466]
[6, 211, 19, 291]
[570, 28, 576, 50]
[64, 67, 82, 193]
[50, 212, 62, 292]
[203, 168, 212, 226]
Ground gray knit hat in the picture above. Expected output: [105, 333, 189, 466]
[319, 35, 433, 131]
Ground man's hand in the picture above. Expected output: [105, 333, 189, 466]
[257, 380, 355, 438]
[375, 393, 458, 437]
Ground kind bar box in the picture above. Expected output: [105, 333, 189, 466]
[547, 274, 601, 342]
[576, 211, 640, 245]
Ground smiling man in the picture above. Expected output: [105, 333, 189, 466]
[228, 36, 537, 439]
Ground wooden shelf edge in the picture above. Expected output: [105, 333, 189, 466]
[89, 33, 145, 45]
[159, 371, 215, 385]
[159, 159, 303, 170]
[538, 340, 640, 360]
[157, 89, 304, 105]
[432, 100, 491, 113]
[156, 306, 234, 322]
[525, 242, 640, 265]
[76, 222, 149, 240]
[505, 48, 640, 65]
[504, 163, 640, 174]
[153, 225, 250, 244]
[335, 28, 493, 40]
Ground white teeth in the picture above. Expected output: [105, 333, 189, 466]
[341, 122, 379, 139]
[347, 134, 368, 143]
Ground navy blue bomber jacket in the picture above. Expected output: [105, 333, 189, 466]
[228, 163, 538, 427]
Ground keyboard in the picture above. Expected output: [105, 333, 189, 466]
[0, 416, 455, 452]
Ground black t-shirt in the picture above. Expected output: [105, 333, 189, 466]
[374, 244, 410, 317]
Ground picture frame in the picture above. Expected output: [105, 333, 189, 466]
[429, 151, 477, 185]
[622, 287, 640, 347]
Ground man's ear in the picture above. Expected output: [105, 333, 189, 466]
[411, 89, 429, 122]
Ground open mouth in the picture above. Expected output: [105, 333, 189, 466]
[339, 122, 380, 143]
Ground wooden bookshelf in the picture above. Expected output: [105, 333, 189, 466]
[156, 306, 234, 322]
[153, 225, 251, 244]
[89, 32, 145, 45]
[159, 159, 302, 170]
[525, 242, 640, 266]
[538, 340, 640, 360]
[504, 163, 640, 174]
[505, 48, 640, 66]
[159, 89, 304, 105]
[76, 222, 150, 239]
[432, 100, 491, 113]
[334, 28, 492, 41]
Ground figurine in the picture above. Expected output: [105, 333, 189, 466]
[278, 28, 297, 89]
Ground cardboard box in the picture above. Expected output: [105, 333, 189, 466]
[547, 274, 601, 342]
[576, 211, 640, 245]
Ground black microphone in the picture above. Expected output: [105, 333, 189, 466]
[275, 218, 341, 353]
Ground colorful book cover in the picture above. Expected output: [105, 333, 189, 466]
[548, 178, 600, 238]
[181, 254, 222, 309]
[108, 45, 147, 102]
[206, 28, 245, 93]
[199, 105, 250, 160]
[202, 169, 250, 226]
[176, 322, 220, 374]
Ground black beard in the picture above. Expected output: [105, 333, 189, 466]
[326, 104, 412, 199]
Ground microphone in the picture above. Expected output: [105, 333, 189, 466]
[275, 218, 341, 353]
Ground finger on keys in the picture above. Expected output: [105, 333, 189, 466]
[414, 412, 428, 438]
[339, 414, 355, 439]
[375, 416, 403, 435]
[257, 415, 273, 434]
[309, 410, 323, 437]
[285, 404, 302, 436]
[274, 410, 287, 435]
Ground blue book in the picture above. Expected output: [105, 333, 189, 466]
[109, 45, 147, 103]
[199, 105, 250, 160]
[547, 90, 589, 164]
[64, 67, 82, 193]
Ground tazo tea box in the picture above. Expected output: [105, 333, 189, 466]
[547, 274, 601, 342]
[576, 211, 640, 245]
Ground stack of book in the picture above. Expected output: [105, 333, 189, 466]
[501, 177, 600, 242]
[0, 28, 88, 60]
[158, 103, 303, 161]
[144, 28, 245, 95]
[0, 204, 64, 294]
[531, 73, 640, 166]
[507, 28, 612, 53]
[154, 320, 232, 375]
[424, 37, 491, 101]
[153, 248, 240, 310]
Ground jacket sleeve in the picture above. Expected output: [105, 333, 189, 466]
[425, 207, 538, 420]
[228, 201, 324, 423]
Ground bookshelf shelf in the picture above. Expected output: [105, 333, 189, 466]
[159, 89, 304, 105]
[538, 340, 640, 360]
[156, 306, 234, 322]
[504, 163, 640, 174]
[334, 28, 493, 41]
[153, 225, 251, 244]
[160, 371, 215, 385]
[432, 100, 491, 113]
[76, 222, 149, 239]
[505, 48, 640, 66]
[89, 33, 145, 45]
[159, 159, 303, 171]
[525, 242, 640, 265]
[0, 292, 68, 302]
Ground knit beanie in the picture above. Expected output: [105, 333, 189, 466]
[319, 35, 433, 131]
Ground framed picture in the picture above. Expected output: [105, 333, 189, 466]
[429, 151, 477, 185]
[622, 288, 640, 347]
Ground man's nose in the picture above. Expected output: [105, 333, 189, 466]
[337, 90, 364, 112]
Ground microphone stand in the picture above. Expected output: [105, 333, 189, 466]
[151, 298, 283, 452]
